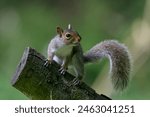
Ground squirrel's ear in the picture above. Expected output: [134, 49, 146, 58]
[68, 24, 72, 30]
[56, 27, 63, 37]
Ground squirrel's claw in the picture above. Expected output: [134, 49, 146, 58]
[59, 67, 67, 75]
[71, 78, 80, 86]
[44, 59, 51, 67]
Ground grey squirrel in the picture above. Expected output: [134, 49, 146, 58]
[46, 24, 131, 91]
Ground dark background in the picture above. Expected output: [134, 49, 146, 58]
[0, 0, 149, 99]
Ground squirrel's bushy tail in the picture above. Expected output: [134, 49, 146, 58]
[83, 40, 131, 91]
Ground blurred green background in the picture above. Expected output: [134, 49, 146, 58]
[0, 0, 150, 99]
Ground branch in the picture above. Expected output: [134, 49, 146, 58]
[11, 47, 111, 100]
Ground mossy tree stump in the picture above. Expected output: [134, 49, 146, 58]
[11, 47, 111, 100]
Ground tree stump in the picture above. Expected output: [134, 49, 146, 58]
[11, 47, 111, 100]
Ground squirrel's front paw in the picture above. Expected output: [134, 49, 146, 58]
[59, 67, 68, 75]
[44, 59, 52, 67]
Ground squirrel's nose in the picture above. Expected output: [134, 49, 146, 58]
[76, 37, 81, 42]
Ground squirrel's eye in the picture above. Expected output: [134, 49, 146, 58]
[65, 33, 71, 39]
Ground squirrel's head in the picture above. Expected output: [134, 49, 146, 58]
[56, 24, 81, 45]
